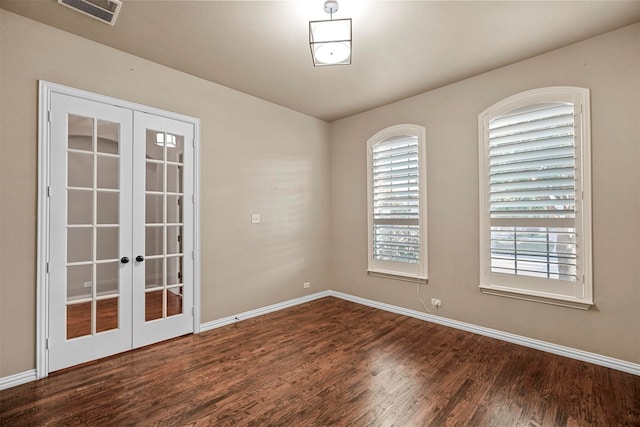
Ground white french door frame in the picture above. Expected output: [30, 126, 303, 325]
[37, 81, 201, 379]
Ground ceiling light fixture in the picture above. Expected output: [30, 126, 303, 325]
[309, 0, 352, 67]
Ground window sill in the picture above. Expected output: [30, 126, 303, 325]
[367, 269, 428, 284]
[479, 284, 593, 310]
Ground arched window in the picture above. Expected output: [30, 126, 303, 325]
[478, 87, 592, 309]
[366, 124, 427, 281]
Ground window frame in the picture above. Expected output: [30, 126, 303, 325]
[478, 87, 593, 309]
[366, 124, 428, 282]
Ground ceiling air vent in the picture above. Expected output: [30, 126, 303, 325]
[58, 0, 122, 25]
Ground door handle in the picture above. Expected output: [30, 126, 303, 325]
[136, 255, 145, 262]
[121, 257, 130, 264]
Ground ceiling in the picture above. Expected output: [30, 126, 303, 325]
[2, 0, 640, 122]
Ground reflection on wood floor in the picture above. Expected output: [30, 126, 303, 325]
[3, 297, 640, 425]
[66, 291, 183, 339]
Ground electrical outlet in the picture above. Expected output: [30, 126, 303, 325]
[251, 213, 260, 224]
[303, 282, 311, 289]
[84, 281, 92, 288]
[431, 298, 442, 307]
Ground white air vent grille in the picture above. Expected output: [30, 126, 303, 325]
[58, 0, 122, 25]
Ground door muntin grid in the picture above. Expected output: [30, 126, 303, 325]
[65, 115, 121, 339]
[144, 129, 184, 321]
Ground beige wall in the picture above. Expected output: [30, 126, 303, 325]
[0, 10, 331, 377]
[330, 23, 640, 363]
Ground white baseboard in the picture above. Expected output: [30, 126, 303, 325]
[327, 290, 640, 377]
[199, 291, 331, 332]
[198, 288, 639, 376]
[3, 289, 637, 391]
[0, 369, 37, 391]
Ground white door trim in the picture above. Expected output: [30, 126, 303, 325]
[37, 81, 201, 379]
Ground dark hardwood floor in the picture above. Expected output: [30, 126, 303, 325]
[2, 297, 639, 426]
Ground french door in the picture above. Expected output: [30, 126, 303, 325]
[47, 91, 195, 372]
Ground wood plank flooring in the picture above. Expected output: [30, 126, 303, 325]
[2, 297, 639, 426]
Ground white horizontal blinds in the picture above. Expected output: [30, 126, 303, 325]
[488, 102, 577, 281]
[372, 135, 420, 263]
[489, 102, 576, 221]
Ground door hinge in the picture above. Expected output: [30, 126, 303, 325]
[192, 251, 195, 260]
[47, 110, 51, 123]
[192, 194, 195, 204]
[192, 307, 195, 317]
[47, 186, 50, 197]
[46, 338, 50, 350]
[46, 262, 50, 274]
[192, 139, 195, 148]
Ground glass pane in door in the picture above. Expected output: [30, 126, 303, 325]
[166, 164, 182, 193]
[166, 134, 183, 163]
[145, 226, 163, 256]
[145, 194, 163, 223]
[96, 227, 119, 260]
[167, 256, 182, 286]
[65, 115, 121, 339]
[68, 115, 93, 151]
[144, 129, 185, 322]
[97, 156, 119, 189]
[96, 298, 118, 333]
[97, 191, 118, 224]
[67, 152, 93, 188]
[166, 286, 183, 317]
[146, 163, 163, 192]
[67, 228, 92, 264]
[166, 195, 182, 224]
[145, 258, 164, 289]
[145, 290, 164, 321]
[96, 262, 119, 295]
[68, 190, 93, 224]
[67, 302, 92, 339]
[166, 226, 182, 255]
[66, 264, 92, 300]
[97, 120, 119, 154]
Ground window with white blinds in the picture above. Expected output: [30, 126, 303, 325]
[489, 102, 577, 281]
[367, 125, 427, 280]
[479, 87, 592, 309]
